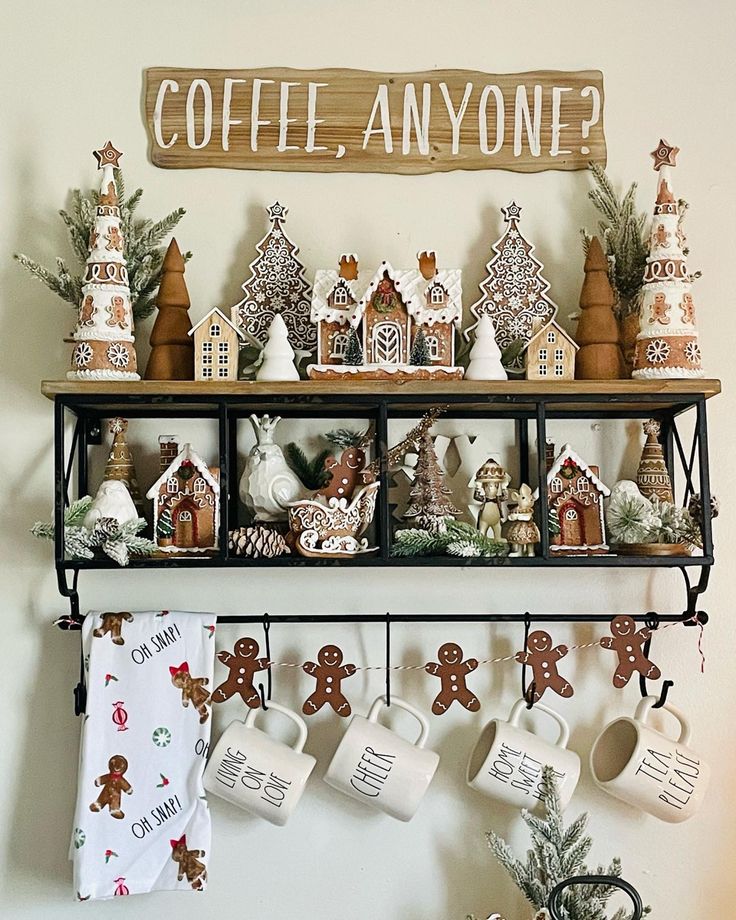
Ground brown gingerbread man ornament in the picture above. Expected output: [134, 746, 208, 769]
[93, 611, 134, 646]
[516, 630, 574, 703]
[316, 447, 366, 502]
[302, 644, 356, 716]
[170, 834, 207, 891]
[425, 642, 480, 715]
[169, 662, 211, 723]
[600, 615, 662, 688]
[211, 637, 270, 709]
[89, 754, 132, 819]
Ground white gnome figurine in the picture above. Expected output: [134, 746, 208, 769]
[83, 480, 139, 530]
[239, 414, 307, 521]
[257, 313, 300, 381]
[465, 315, 507, 380]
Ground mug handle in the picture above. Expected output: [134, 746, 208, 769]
[635, 696, 692, 746]
[367, 696, 430, 749]
[244, 700, 309, 753]
[508, 698, 571, 748]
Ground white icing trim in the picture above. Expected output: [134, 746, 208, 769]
[532, 443, 610, 500]
[632, 367, 705, 379]
[67, 369, 140, 380]
[146, 442, 221, 498]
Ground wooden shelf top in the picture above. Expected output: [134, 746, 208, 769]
[42, 378, 721, 401]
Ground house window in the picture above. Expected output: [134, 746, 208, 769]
[334, 286, 349, 306]
[425, 335, 440, 359]
[539, 348, 548, 361]
[330, 332, 348, 358]
[372, 322, 402, 364]
[218, 366, 229, 378]
[218, 342, 229, 363]
[547, 330, 556, 343]
[551, 478, 563, 493]
[202, 367, 213, 379]
[430, 285, 444, 304]
[210, 323, 221, 337]
[202, 353, 213, 366]
[578, 477, 589, 491]
[554, 364, 564, 377]
[202, 342, 213, 353]
[167, 477, 178, 493]
[564, 508, 578, 521]
[178, 510, 192, 522]
[554, 348, 564, 361]
[194, 477, 206, 493]
[538, 364, 548, 376]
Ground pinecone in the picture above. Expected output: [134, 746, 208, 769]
[688, 492, 719, 523]
[89, 517, 120, 545]
[228, 526, 291, 558]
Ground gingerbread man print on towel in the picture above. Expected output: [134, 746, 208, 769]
[302, 645, 357, 716]
[211, 637, 270, 709]
[600, 615, 662, 688]
[170, 835, 207, 891]
[169, 662, 210, 723]
[425, 642, 480, 715]
[93, 611, 134, 646]
[515, 630, 574, 703]
[89, 754, 132, 820]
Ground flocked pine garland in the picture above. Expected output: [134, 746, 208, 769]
[392, 518, 509, 558]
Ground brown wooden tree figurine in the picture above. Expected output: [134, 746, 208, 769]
[575, 237, 625, 379]
[144, 239, 194, 380]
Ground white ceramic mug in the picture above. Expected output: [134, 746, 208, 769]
[325, 696, 439, 822]
[590, 696, 709, 823]
[467, 699, 580, 810]
[203, 700, 316, 826]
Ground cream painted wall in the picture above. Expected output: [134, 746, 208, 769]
[2, 1, 735, 917]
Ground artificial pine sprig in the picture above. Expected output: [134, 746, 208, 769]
[392, 519, 508, 558]
[285, 443, 333, 490]
[325, 428, 370, 450]
[15, 168, 189, 321]
[482, 766, 650, 920]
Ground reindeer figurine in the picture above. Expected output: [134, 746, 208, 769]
[505, 483, 541, 557]
[473, 458, 511, 541]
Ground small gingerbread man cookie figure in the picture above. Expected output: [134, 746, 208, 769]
[316, 447, 366, 502]
[170, 835, 207, 891]
[169, 662, 210, 723]
[93, 611, 134, 646]
[516, 631, 574, 703]
[600, 615, 662, 688]
[90, 754, 132, 820]
[211, 637, 270, 709]
[302, 644, 356, 716]
[425, 642, 480, 715]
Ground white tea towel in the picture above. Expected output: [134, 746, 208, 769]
[69, 610, 216, 900]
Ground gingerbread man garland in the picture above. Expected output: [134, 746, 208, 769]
[425, 642, 480, 715]
[211, 637, 270, 709]
[515, 630, 574, 703]
[302, 644, 356, 716]
[600, 615, 662, 688]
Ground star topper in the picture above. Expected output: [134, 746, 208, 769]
[267, 201, 288, 223]
[93, 141, 123, 169]
[501, 201, 522, 223]
[650, 139, 679, 171]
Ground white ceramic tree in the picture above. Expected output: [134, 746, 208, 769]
[465, 315, 507, 380]
[257, 313, 300, 381]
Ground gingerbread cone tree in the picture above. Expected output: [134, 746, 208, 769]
[636, 419, 674, 502]
[144, 239, 194, 380]
[575, 237, 625, 379]
[68, 143, 139, 380]
[403, 431, 461, 534]
[103, 418, 144, 515]
[632, 140, 704, 378]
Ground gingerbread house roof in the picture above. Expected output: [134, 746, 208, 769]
[188, 307, 245, 340]
[146, 442, 221, 499]
[527, 319, 579, 353]
[310, 270, 365, 326]
[402, 268, 463, 328]
[532, 443, 610, 500]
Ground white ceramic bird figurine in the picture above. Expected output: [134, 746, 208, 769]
[239, 414, 308, 521]
[83, 480, 139, 530]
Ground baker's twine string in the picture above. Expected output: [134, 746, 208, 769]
[262, 620, 700, 672]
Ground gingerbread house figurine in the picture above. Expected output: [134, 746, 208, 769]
[308, 251, 463, 381]
[188, 308, 244, 382]
[146, 441, 220, 552]
[526, 320, 578, 381]
[535, 444, 610, 555]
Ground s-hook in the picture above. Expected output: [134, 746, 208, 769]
[521, 612, 537, 709]
[548, 875, 643, 920]
[385, 612, 391, 707]
[257, 613, 272, 711]
[640, 612, 673, 709]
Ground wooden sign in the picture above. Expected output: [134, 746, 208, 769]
[143, 68, 605, 174]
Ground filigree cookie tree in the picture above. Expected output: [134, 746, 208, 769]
[15, 160, 188, 323]
[231, 202, 316, 371]
[466, 202, 558, 372]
